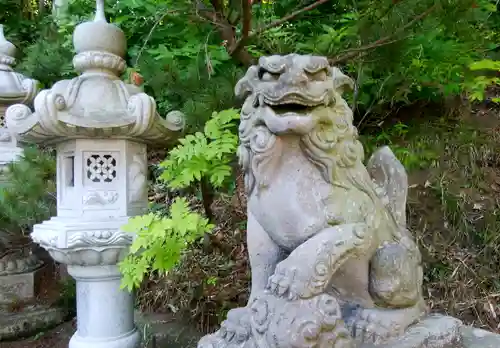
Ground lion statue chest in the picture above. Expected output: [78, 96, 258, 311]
[247, 137, 334, 251]
[246, 135, 389, 257]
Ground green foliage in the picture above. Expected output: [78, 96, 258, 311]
[0, 0, 48, 47]
[160, 108, 240, 189]
[362, 122, 439, 171]
[5, 0, 500, 128]
[55, 278, 77, 317]
[0, 146, 56, 246]
[244, 0, 500, 122]
[463, 59, 500, 103]
[119, 197, 214, 291]
[17, 31, 75, 88]
[119, 108, 239, 290]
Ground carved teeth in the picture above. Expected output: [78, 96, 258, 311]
[253, 95, 260, 108]
[258, 94, 265, 108]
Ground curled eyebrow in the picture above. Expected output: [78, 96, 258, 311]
[304, 64, 329, 74]
[260, 62, 286, 74]
[304, 56, 330, 73]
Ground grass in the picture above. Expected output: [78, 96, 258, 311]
[137, 100, 500, 334]
[404, 119, 500, 332]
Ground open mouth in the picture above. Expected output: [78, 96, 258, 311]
[255, 92, 329, 117]
[269, 103, 315, 116]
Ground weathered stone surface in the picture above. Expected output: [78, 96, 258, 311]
[197, 54, 481, 348]
[366, 145, 408, 229]
[376, 315, 463, 348]
[136, 311, 500, 348]
[0, 266, 42, 303]
[461, 327, 500, 348]
[0, 304, 67, 341]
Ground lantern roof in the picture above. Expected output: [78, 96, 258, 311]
[5, 0, 184, 145]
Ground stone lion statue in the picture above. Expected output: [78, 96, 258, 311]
[198, 54, 462, 348]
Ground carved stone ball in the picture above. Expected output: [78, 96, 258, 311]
[73, 20, 126, 58]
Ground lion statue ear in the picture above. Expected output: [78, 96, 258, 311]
[234, 65, 259, 100]
[331, 66, 354, 95]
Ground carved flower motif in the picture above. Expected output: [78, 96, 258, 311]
[250, 125, 275, 154]
[54, 94, 66, 111]
[91, 230, 113, 239]
[316, 294, 343, 328]
[294, 319, 323, 347]
[250, 297, 271, 334]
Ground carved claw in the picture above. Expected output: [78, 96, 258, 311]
[267, 223, 371, 302]
[266, 262, 305, 301]
[218, 307, 251, 343]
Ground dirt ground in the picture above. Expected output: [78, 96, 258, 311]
[0, 319, 75, 348]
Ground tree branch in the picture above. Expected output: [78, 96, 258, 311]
[329, 4, 437, 65]
[195, 0, 255, 66]
[231, 0, 330, 53]
[251, 0, 330, 38]
[197, 0, 331, 66]
[210, 0, 223, 11]
[229, 0, 252, 54]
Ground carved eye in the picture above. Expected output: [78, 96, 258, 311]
[308, 69, 328, 81]
[258, 68, 280, 81]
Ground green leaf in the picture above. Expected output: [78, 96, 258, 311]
[119, 196, 214, 291]
[469, 60, 500, 71]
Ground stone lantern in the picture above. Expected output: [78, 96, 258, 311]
[0, 24, 38, 177]
[0, 24, 42, 308]
[5, 1, 185, 347]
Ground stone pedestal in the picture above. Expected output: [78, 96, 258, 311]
[5, 1, 185, 347]
[30, 214, 140, 348]
[68, 265, 138, 348]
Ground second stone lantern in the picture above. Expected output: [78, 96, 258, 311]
[5, 1, 185, 348]
[0, 24, 38, 177]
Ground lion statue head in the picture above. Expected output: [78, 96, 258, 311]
[235, 54, 374, 198]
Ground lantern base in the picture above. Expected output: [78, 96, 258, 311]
[68, 264, 140, 348]
[69, 326, 140, 348]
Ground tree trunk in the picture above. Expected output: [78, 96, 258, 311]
[52, 0, 69, 19]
